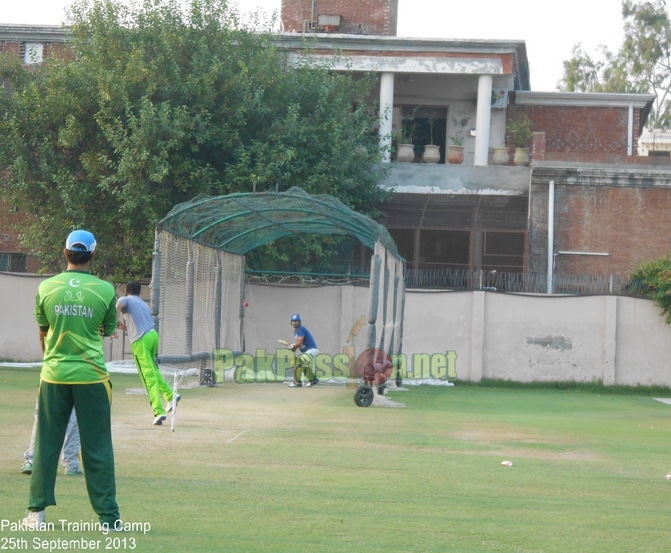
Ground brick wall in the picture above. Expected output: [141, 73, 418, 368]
[0, 199, 39, 272]
[1, 41, 21, 56]
[529, 176, 671, 276]
[281, 0, 398, 35]
[1, 40, 69, 62]
[509, 94, 647, 163]
[0, 38, 67, 272]
[44, 42, 69, 60]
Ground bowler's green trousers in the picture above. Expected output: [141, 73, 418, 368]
[132, 329, 173, 416]
[29, 380, 119, 525]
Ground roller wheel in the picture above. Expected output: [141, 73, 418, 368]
[354, 385, 374, 407]
[199, 368, 215, 387]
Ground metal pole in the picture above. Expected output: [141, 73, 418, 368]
[185, 245, 195, 356]
[214, 257, 222, 350]
[547, 180, 555, 294]
[627, 104, 634, 156]
[150, 229, 161, 333]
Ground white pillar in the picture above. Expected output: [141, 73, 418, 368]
[379, 72, 395, 163]
[547, 180, 555, 294]
[474, 74, 493, 166]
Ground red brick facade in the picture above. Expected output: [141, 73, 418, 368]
[1, 40, 68, 61]
[280, 0, 398, 35]
[509, 93, 656, 164]
[0, 41, 21, 55]
[0, 199, 39, 272]
[1, 34, 69, 272]
[529, 169, 671, 276]
[553, 186, 671, 275]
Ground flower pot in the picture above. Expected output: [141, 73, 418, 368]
[423, 145, 440, 164]
[493, 147, 509, 166]
[397, 143, 415, 163]
[447, 146, 464, 165]
[514, 147, 531, 166]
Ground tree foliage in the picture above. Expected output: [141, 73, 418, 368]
[558, 0, 671, 129]
[0, 0, 389, 279]
[625, 255, 671, 323]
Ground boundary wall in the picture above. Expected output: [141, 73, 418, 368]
[3, 272, 670, 386]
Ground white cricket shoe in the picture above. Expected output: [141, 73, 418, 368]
[23, 510, 45, 530]
[166, 394, 181, 413]
[152, 414, 166, 426]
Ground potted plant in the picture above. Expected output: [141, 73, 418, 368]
[423, 114, 441, 164]
[447, 110, 469, 164]
[396, 110, 418, 163]
[492, 146, 509, 165]
[508, 112, 533, 166]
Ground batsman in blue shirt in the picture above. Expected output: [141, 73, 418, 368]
[288, 314, 319, 387]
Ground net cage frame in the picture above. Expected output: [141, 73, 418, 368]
[150, 187, 406, 381]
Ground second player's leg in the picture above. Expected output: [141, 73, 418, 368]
[29, 382, 73, 511]
[61, 409, 81, 473]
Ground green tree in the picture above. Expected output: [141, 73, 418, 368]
[0, 0, 389, 280]
[625, 255, 671, 323]
[558, 0, 671, 129]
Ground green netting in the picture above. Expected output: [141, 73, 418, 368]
[157, 187, 400, 257]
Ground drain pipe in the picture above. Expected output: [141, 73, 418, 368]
[547, 180, 555, 294]
[627, 104, 634, 155]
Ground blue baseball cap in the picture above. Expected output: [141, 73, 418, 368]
[291, 314, 301, 322]
[66, 230, 97, 252]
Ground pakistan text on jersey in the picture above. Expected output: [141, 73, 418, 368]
[54, 304, 94, 318]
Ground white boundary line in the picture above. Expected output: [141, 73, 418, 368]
[226, 431, 248, 444]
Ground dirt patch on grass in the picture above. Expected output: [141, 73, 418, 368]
[450, 424, 604, 461]
[111, 382, 344, 448]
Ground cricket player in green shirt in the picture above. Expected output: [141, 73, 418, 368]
[23, 230, 120, 531]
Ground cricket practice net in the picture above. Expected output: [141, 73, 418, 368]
[150, 188, 405, 388]
[151, 230, 245, 385]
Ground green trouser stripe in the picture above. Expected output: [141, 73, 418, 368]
[132, 330, 172, 416]
[30, 380, 119, 524]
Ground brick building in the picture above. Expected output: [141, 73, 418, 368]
[1, 3, 669, 282]
[0, 25, 68, 273]
[280, 0, 398, 35]
[276, 0, 665, 280]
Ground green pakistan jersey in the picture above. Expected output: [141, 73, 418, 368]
[34, 270, 117, 384]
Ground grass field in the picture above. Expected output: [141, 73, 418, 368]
[2, 368, 671, 552]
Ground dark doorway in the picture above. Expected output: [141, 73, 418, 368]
[402, 106, 447, 163]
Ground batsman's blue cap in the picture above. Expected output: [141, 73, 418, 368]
[66, 230, 97, 252]
[291, 314, 301, 322]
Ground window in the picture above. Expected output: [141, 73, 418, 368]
[24, 42, 44, 64]
[388, 228, 415, 269]
[481, 232, 525, 272]
[402, 106, 448, 163]
[419, 230, 470, 270]
[0, 252, 27, 272]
